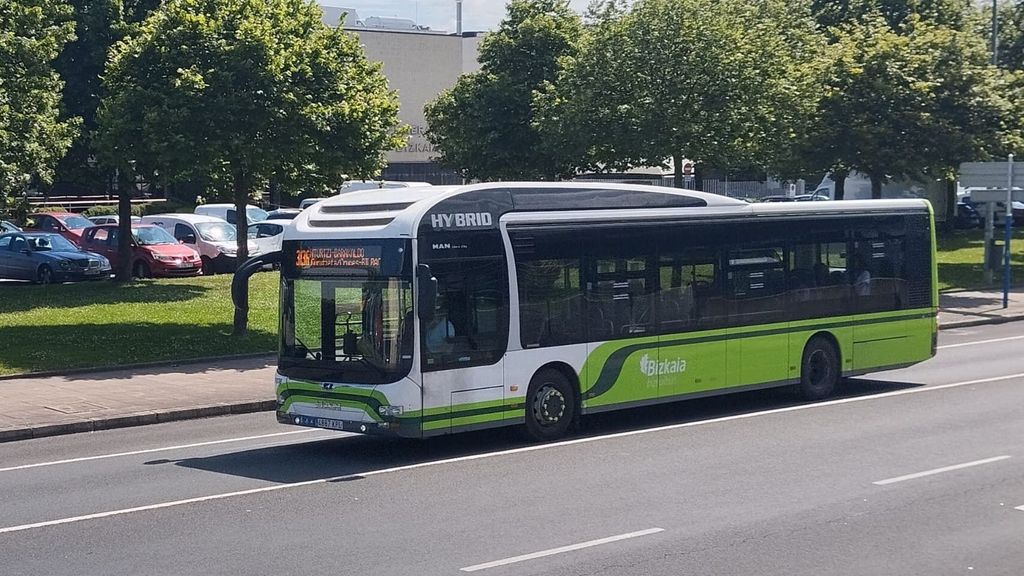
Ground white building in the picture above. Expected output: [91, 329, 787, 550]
[320, 5, 484, 184]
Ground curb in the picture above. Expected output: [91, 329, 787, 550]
[0, 399, 277, 443]
[0, 352, 276, 382]
[939, 313, 1024, 330]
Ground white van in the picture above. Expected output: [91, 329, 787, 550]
[340, 180, 432, 193]
[140, 213, 260, 274]
[194, 203, 268, 225]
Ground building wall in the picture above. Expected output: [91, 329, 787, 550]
[350, 29, 482, 170]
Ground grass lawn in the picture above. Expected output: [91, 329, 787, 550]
[937, 228, 1024, 291]
[0, 273, 279, 376]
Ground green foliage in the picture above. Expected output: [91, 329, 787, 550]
[811, 0, 972, 32]
[0, 0, 79, 215]
[536, 0, 822, 183]
[52, 0, 160, 190]
[425, 0, 584, 180]
[96, 0, 406, 287]
[81, 203, 148, 217]
[803, 14, 1020, 196]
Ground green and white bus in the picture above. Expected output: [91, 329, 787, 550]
[274, 182, 937, 440]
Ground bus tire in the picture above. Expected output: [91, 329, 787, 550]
[798, 336, 839, 401]
[523, 368, 576, 442]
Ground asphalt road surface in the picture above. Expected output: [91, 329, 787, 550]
[2, 323, 1023, 576]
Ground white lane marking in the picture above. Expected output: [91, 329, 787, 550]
[1015, 505, 1024, 512]
[459, 528, 664, 572]
[873, 456, 1012, 486]
[3, 371, 1024, 534]
[0, 430, 322, 473]
[938, 335, 1024, 350]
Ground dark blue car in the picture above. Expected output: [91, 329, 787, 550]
[0, 232, 111, 284]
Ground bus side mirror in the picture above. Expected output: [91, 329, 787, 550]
[417, 264, 437, 323]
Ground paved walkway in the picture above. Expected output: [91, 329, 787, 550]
[2, 289, 1023, 442]
[938, 288, 1024, 329]
[0, 357, 276, 442]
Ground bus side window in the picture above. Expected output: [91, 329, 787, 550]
[421, 258, 509, 370]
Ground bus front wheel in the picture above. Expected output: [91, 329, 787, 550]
[523, 369, 576, 441]
[798, 336, 839, 401]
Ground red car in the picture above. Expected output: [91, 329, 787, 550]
[80, 225, 202, 278]
[26, 212, 95, 246]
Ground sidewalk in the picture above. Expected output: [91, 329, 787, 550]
[0, 357, 276, 442]
[3, 289, 1024, 443]
[938, 287, 1024, 329]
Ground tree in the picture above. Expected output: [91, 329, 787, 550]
[54, 0, 159, 281]
[803, 14, 1018, 200]
[424, 0, 584, 181]
[97, 0, 406, 334]
[811, 0, 972, 32]
[535, 0, 822, 187]
[0, 0, 77, 218]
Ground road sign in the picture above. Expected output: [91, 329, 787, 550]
[959, 162, 1024, 189]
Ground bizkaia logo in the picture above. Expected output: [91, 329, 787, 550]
[639, 353, 687, 377]
[430, 212, 493, 230]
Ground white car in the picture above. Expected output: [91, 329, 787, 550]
[88, 215, 142, 226]
[248, 220, 285, 254]
[194, 203, 268, 225]
[140, 213, 260, 274]
[340, 180, 432, 193]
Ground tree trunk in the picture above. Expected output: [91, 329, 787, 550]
[232, 165, 250, 337]
[941, 178, 956, 233]
[870, 174, 883, 200]
[115, 170, 134, 282]
[672, 152, 684, 189]
[832, 169, 848, 200]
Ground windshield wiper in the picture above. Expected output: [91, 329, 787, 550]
[292, 335, 321, 361]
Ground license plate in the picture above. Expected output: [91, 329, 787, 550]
[176, 262, 194, 268]
[85, 269, 100, 275]
[294, 415, 346, 430]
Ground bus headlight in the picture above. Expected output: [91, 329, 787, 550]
[378, 405, 403, 417]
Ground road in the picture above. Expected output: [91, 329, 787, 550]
[2, 323, 1023, 575]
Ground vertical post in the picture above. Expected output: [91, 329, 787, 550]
[984, 202, 995, 284]
[1004, 154, 1013, 308]
[456, 0, 463, 35]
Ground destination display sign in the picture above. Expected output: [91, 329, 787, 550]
[294, 246, 383, 271]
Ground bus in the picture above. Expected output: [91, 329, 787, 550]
[272, 182, 937, 440]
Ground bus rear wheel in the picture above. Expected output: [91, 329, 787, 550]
[798, 336, 839, 400]
[523, 369, 576, 441]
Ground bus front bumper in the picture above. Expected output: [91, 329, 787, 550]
[277, 412, 411, 436]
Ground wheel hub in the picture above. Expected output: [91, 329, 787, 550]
[533, 386, 565, 426]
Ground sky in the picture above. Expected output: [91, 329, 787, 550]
[318, 0, 593, 32]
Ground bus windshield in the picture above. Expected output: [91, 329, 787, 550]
[278, 240, 414, 384]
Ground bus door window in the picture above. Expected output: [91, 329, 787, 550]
[726, 246, 786, 326]
[656, 253, 717, 333]
[587, 255, 654, 338]
[421, 258, 509, 371]
[787, 241, 849, 320]
[851, 234, 906, 313]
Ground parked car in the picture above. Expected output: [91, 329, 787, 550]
[80, 224, 202, 278]
[194, 203, 268, 224]
[961, 197, 1024, 226]
[88, 215, 142, 226]
[0, 232, 111, 283]
[248, 220, 285, 254]
[139, 213, 260, 274]
[794, 194, 831, 201]
[1, 220, 21, 233]
[340, 180, 432, 193]
[25, 212, 94, 245]
[760, 195, 796, 203]
[299, 197, 324, 210]
[953, 199, 983, 229]
[265, 208, 301, 220]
